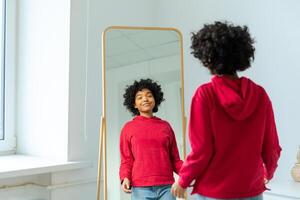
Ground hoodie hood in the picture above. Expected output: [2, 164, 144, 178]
[211, 75, 260, 120]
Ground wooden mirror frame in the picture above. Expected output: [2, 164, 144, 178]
[96, 26, 187, 200]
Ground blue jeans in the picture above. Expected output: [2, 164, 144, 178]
[132, 185, 175, 200]
[194, 194, 263, 200]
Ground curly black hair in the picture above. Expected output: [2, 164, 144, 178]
[123, 78, 165, 116]
[191, 21, 255, 75]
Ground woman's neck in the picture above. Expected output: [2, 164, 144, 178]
[222, 73, 239, 80]
[139, 112, 153, 118]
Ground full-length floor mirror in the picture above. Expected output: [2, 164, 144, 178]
[97, 26, 186, 200]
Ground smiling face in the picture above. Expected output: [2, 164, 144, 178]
[134, 88, 155, 117]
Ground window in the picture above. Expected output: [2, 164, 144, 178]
[0, 0, 16, 153]
[0, 0, 6, 140]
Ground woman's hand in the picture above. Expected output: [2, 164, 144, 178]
[121, 177, 131, 193]
[171, 181, 186, 198]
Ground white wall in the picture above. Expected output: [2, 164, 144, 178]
[16, 0, 70, 161]
[154, 0, 300, 183]
[0, 185, 49, 200]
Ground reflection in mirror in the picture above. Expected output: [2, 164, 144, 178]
[101, 27, 186, 200]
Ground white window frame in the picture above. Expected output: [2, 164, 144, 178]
[0, 0, 16, 154]
[0, 0, 5, 140]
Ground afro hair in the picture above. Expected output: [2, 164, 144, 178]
[123, 78, 164, 116]
[191, 21, 255, 75]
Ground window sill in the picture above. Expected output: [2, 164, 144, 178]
[266, 179, 300, 199]
[0, 154, 92, 179]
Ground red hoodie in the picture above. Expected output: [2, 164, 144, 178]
[178, 75, 281, 198]
[119, 115, 183, 187]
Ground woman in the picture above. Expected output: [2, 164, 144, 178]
[119, 78, 183, 200]
[171, 21, 281, 200]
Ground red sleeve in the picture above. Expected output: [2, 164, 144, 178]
[262, 98, 281, 180]
[169, 126, 183, 174]
[178, 88, 214, 188]
[119, 125, 134, 182]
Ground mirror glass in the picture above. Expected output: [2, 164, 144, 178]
[103, 27, 185, 200]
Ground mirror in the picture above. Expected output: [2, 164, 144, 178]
[97, 26, 187, 200]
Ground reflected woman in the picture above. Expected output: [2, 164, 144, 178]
[171, 21, 282, 200]
[119, 78, 183, 200]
